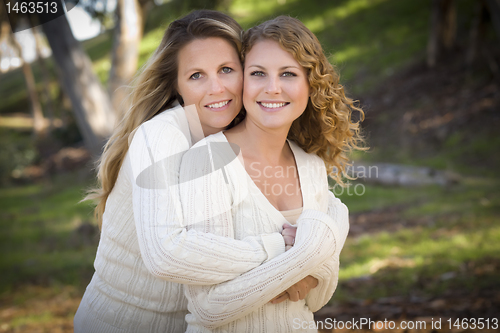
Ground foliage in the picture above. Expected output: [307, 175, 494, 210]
[0, 129, 38, 185]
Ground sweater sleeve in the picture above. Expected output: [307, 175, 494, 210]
[128, 118, 285, 285]
[304, 191, 349, 312]
[178, 141, 340, 328]
[183, 210, 338, 329]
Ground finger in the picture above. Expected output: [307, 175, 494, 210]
[269, 291, 286, 303]
[288, 289, 300, 302]
[271, 293, 289, 304]
[285, 245, 293, 251]
[283, 235, 294, 246]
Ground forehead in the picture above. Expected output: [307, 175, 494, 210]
[244, 39, 298, 67]
[178, 37, 239, 66]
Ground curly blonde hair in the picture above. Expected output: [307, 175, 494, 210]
[87, 10, 244, 227]
[242, 16, 366, 185]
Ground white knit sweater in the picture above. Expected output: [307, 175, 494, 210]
[74, 106, 287, 333]
[179, 132, 349, 333]
[74, 106, 349, 333]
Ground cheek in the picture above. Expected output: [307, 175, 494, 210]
[297, 82, 310, 106]
[230, 75, 243, 96]
[243, 78, 259, 100]
[180, 85, 203, 106]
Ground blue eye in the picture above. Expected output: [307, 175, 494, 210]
[221, 67, 233, 74]
[190, 72, 202, 80]
[250, 71, 265, 76]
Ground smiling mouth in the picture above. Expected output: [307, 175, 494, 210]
[258, 102, 290, 109]
[206, 100, 230, 109]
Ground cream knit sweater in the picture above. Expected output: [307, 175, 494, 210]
[74, 106, 286, 333]
[74, 106, 349, 333]
[179, 132, 349, 333]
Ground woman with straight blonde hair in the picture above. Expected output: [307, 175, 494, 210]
[178, 15, 365, 332]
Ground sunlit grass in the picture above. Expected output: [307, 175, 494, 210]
[334, 183, 439, 213]
[332, 179, 500, 302]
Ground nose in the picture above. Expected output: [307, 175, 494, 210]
[264, 76, 281, 94]
[209, 76, 225, 94]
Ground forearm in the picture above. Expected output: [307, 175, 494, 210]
[305, 191, 349, 311]
[185, 210, 338, 328]
[130, 121, 284, 285]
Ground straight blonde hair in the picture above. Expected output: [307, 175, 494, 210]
[86, 10, 243, 227]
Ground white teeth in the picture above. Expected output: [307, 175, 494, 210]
[207, 100, 229, 108]
[261, 102, 286, 108]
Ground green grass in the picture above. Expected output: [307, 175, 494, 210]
[0, 0, 443, 115]
[0, 172, 97, 294]
[229, 0, 437, 93]
[331, 177, 500, 302]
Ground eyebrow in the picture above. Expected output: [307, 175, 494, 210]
[182, 61, 239, 76]
[246, 64, 301, 70]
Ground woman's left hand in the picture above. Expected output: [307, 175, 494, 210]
[282, 223, 297, 251]
[269, 275, 319, 304]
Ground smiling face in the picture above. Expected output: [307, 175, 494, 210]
[177, 37, 243, 136]
[243, 39, 310, 132]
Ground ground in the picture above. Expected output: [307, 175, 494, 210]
[1, 34, 499, 333]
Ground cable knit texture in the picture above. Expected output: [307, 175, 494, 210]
[179, 132, 350, 333]
[74, 106, 287, 333]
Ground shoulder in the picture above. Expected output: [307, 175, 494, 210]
[143, 105, 189, 136]
[129, 105, 191, 155]
[288, 140, 326, 175]
[191, 131, 226, 149]
[289, 140, 329, 211]
[181, 132, 233, 168]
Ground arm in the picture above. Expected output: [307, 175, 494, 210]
[270, 192, 349, 308]
[184, 210, 339, 329]
[304, 191, 349, 312]
[178, 141, 340, 328]
[128, 118, 285, 285]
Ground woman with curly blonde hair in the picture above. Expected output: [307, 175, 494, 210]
[178, 15, 365, 332]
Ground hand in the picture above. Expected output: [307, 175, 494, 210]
[282, 223, 297, 251]
[269, 275, 319, 304]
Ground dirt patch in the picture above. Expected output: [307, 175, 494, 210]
[348, 203, 433, 237]
[360, 48, 500, 174]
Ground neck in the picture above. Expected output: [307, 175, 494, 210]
[227, 118, 291, 164]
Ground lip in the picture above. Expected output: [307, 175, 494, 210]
[257, 101, 290, 111]
[204, 99, 232, 111]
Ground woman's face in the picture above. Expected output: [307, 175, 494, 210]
[243, 39, 309, 132]
[177, 37, 243, 135]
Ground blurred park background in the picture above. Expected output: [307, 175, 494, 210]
[0, 0, 499, 332]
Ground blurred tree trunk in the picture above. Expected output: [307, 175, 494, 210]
[33, 26, 55, 131]
[4, 21, 45, 137]
[427, 0, 456, 68]
[468, 0, 500, 76]
[40, 0, 116, 156]
[108, 0, 144, 117]
[485, 0, 500, 40]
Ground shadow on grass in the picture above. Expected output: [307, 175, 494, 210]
[0, 172, 97, 294]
